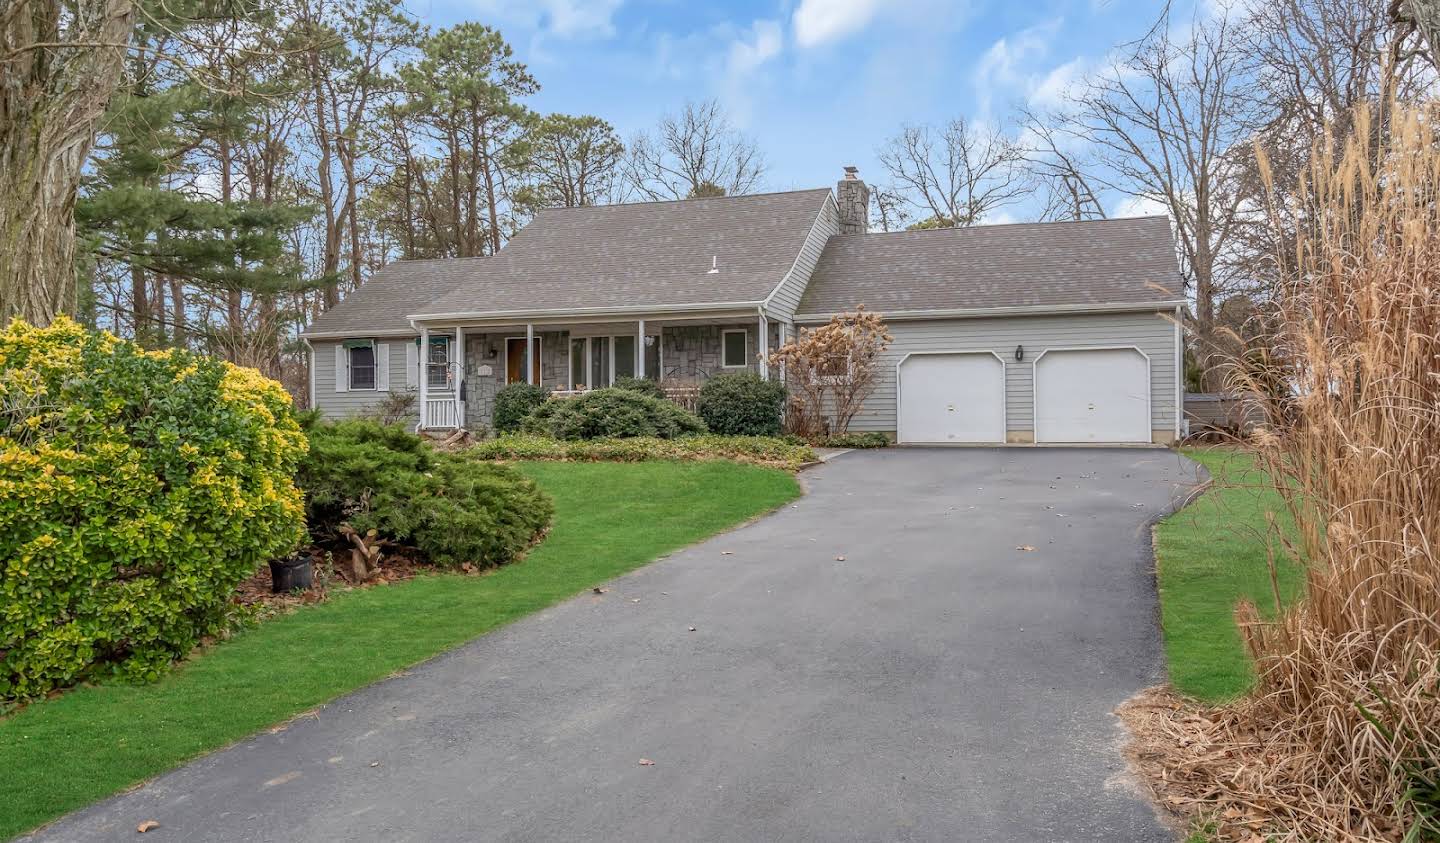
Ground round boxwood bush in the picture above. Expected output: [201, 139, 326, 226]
[299, 419, 552, 567]
[696, 372, 787, 436]
[520, 388, 706, 440]
[611, 376, 665, 399]
[493, 382, 550, 433]
[0, 317, 308, 700]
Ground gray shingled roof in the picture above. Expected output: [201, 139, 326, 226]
[797, 215, 1182, 316]
[302, 258, 482, 336]
[413, 188, 832, 318]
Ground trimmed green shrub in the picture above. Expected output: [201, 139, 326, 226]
[611, 375, 665, 399]
[697, 372, 787, 436]
[299, 419, 552, 568]
[0, 317, 308, 700]
[492, 382, 550, 433]
[818, 432, 890, 449]
[467, 434, 817, 470]
[521, 388, 706, 440]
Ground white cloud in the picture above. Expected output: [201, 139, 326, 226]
[727, 19, 784, 77]
[1113, 194, 1170, 218]
[1028, 56, 1089, 110]
[472, 0, 624, 40]
[792, 0, 886, 48]
[972, 20, 1060, 115]
[721, 19, 786, 125]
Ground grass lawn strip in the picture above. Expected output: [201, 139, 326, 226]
[0, 461, 799, 839]
[1153, 447, 1306, 703]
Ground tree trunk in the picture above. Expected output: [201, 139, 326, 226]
[129, 263, 150, 342]
[0, 0, 136, 326]
[169, 276, 186, 347]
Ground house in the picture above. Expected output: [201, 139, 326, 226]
[302, 169, 1185, 445]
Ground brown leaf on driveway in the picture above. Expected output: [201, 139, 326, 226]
[1016, 545, 1037, 552]
[137, 820, 160, 833]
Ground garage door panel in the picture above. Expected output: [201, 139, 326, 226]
[898, 353, 1005, 444]
[1035, 349, 1149, 443]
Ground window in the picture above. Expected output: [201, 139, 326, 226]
[426, 337, 450, 389]
[570, 338, 587, 390]
[816, 353, 849, 379]
[613, 335, 636, 380]
[347, 341, 376, 390]
[568, 334, 660, 389]
[722, 329, 748, 368]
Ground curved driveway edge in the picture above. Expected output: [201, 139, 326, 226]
[31, 447, 1204, 842]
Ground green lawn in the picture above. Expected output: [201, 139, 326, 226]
[0, 460, 799, 839]
[1155, 448, 1306, 702]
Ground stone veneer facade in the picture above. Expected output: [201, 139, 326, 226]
[458, 322, 784, 431]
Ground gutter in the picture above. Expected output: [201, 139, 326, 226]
[791, 300, 1189, 323]
[300, 328, 420, 340]
[407, 300, 767, 323]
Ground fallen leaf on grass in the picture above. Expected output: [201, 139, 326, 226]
[1016, 545, 1036, 552]
[137, 821, 160, 833]
[638, 758, 655, 766]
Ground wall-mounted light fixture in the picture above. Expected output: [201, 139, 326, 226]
[1014, 345, 1025, 362]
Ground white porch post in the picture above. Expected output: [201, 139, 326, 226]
[778, 322, 788, 383]
[418, 326, 429, 429]
[454, 327, 465, 428]
[758, 313, 770, 380]
[525, 322, 535, 385]
[636, 319, 645, 377]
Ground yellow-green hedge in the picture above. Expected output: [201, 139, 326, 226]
[0, 318, 307, 700]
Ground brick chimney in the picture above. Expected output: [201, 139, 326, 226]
[835, 166, 870, 235]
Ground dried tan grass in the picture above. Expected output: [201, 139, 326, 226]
[1131, 100, 1440, 841]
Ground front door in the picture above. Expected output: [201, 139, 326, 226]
[507, 337, 542, 384]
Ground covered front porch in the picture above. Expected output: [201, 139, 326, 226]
[413, 311, 791, 432]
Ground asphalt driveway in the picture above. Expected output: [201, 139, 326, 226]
[32, 448, 1202, 842]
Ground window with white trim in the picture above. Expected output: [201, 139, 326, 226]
[426, 336, 451, 389]
[569, 334, 660, 389]
[721, 329, 748, 368]
[347, 340, 376, 390]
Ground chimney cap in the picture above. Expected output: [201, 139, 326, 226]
[842, 165, 860, 179]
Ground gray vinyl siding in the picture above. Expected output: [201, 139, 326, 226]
[842, 311, 1180, 435]
[310, 338, 421, 423]
[765, 195, 838, 322]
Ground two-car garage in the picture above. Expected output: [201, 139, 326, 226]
[897, 347, 1153, 445]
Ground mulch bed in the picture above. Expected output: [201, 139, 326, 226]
[233, 543, 431, 613]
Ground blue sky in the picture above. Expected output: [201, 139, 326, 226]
[412, 0, 1179, 216]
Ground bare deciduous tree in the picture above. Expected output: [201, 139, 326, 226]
[1054, 7, 1254, 387]
[1, 0, 136, 326]
[622, 99, 764, 200]
[1018, 109, 1107, 222]
[876, 118, 1028, 228]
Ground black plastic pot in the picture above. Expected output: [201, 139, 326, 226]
[269, 555, 314, 594]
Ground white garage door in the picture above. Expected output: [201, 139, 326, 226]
[898, 353, 1005, 444]
[1034, 348, 1150, 443]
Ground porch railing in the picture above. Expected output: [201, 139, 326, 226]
[425, 396, 460, 429]
[547, 384, 703, 413]
[660, 385, 701, 413]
